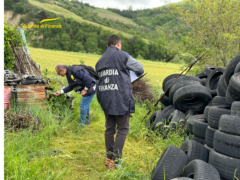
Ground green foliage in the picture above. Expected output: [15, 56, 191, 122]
[4, 21, 21, 70]
[4, 0, 178, 62]
[79, 59, 85, 65]
[46, 81, 72, 113]
[136, 54, 144, 59]
[172, 0, 240, 70]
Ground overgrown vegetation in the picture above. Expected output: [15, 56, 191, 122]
[4, 73, 188, 179]
[170, 0, 240, 74]
[133, 79, 154, 103]
[4, 21, 21, 70]
[4, 47, 185, 180]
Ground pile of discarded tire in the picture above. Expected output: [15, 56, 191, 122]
[150, 55, 240, 180]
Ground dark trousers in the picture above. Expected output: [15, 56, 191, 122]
[105, 114, 130, 161]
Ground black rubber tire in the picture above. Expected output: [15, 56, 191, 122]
[212, 96, 230, 107]
[193, 119, 208, 139]
[209, 149, 240, 180]
[208, 106, 231, 129]
[207, 98, 213, 106]
[151, 106, 175, 131]
[27, 77, 42, 81]
[185, 110, 197, 118]
[168, 110, 186, 129]
[171, 178, 193, 180]
[225, 88, 235, 105]
[205, 126, 217, 148]
[204, 144, 213, 154]
[195, 72, 208, 79]
[217, 74, 227, 97]
[182, 159, 221, 180]
[228, 72, 240, 101]
[20, 80, 43, 85]
[186, 115, 204, 134]
[200, 78, 207, 86]
[203, 106, 211, 122]
[162, 74, 182, 91]
[164, 78, 176, 95]
[231, 101, 240, 117]
[203, 65, 218, 76]
[180, 140, 208, 164]
[205, 67, 226, 96]
[173, 85, 212, 113]
[160, 103, 166, 111]
[224, 55, 240, 85]
[169, 81, 202, 104]
[219, 115, 240, 136]
[151, 145, 187, 180]
[171, 76, 201, 86]
[164, 76, 201, 92]
[192, 135, 205, 144]
[145, 111, 158, 128]
[213, 130, 240, 159]
[160, 93, 172, 106]
[234, 62, 240, 73]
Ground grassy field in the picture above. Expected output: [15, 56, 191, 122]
[93, 8, 137, 26]
[29, 47, 181, 87]
[5, 48, 186, 179]
[28, 0, 147, 42]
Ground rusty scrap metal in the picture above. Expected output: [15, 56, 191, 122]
[16, 84, 48, 107]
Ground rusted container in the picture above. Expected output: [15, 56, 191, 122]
[4, 86, 11, 110]
[16, 84, 48, 107]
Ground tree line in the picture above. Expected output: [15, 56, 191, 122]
[4, 0, 175, 62]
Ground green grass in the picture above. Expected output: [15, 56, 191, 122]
[5, 49, 186, 179]
[28, 0, 148, 43]
[93, 8, 137, 26]
[28, 47, 181, 87]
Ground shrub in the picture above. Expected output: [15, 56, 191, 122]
[133, 78, 154, 103]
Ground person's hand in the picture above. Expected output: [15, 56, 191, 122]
[132, 82, 137, 87]
[54, 91, 61, 96]
[81, 90, 87, 96]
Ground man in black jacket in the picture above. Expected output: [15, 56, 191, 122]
[95, 35, 144, 169]
[54, 63, 96, 126]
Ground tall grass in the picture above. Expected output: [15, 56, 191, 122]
[4, 98, 75, 179]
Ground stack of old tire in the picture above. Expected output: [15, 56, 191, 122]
[150, 55, 240, 180]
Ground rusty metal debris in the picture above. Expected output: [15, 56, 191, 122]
[16, 84, 48, 107]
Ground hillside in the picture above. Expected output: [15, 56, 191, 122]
[28, 0, 142, 40]
[5, 0, 177, 61]
[107, 3, 188, 42]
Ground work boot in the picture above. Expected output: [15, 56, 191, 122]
[105, 158, 111, 167]
[107, 160, 116, 170]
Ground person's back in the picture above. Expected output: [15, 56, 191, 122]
[96, 45, 134, 115]
[95, 35, 144, 170]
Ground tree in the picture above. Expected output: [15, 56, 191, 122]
[61, 33, 71, 51]
[172, 0, 240, 67]
[84, 34, 98, 53]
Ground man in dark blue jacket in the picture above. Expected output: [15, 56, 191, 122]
[54, 63, 96, 126]
[95, 35, 144, 169]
